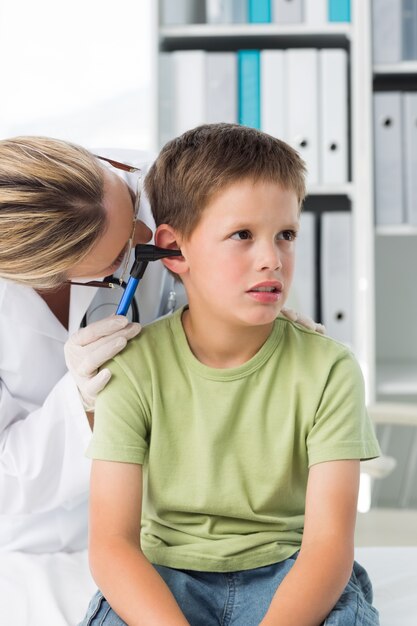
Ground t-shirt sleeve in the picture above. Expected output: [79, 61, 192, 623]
[307, 350, 381, 467]
[86, 357, 149, 464]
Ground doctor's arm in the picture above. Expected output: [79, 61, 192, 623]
[259, 459, 360, 626]
[0, 315, 140, 516]
[89, 460, 190, 626]
[0, 371, 93, 515]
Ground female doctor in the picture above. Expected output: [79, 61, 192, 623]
[0, 135, 321, 556]
[0, 136, 164, 554]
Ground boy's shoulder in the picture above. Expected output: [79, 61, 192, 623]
[276, 316, 364, 386]
[121, 307, 181, 358]
[276, 315, 354, 359]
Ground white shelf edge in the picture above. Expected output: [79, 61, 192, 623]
[368, 402, 417, 427]
[307, 183, 353, 197]
[376, 225, 417, 236]
[160, 23, 351, 40]
[376, 362, 417, 398]
[374, 62, 417, 75]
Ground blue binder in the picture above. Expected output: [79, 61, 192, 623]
[328, 0, 350, 22]
[238, 50, 260, 129]
[248, 0, 271, 23]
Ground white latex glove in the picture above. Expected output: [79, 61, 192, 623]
[280, 307, 326, 335]
[64, 315, 141, 411]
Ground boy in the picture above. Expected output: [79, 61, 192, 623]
[80, 124, 381, 626]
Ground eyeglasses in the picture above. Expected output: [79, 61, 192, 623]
[67, 155, 142, 290]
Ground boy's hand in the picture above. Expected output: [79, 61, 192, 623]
[281, 307, 326, 335]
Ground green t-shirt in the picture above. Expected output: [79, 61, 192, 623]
[88, 307, 380, 572]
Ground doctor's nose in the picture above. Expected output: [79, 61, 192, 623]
[134, 220, 153, 245]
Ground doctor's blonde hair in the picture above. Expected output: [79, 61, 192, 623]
[0, 136, 106, 289]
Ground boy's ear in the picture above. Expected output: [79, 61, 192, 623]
[154, 224, 188, 275]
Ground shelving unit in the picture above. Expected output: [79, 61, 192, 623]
[153, 1, 417, 414]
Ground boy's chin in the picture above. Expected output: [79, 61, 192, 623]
[242, 308, 282, 327]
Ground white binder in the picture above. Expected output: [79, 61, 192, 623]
[403, 0, 417, 60]
[304, 0, 327, 26]
[319, 49, 348, 185]
[260, 50, 286, 139]
[159, 53, 175, 147]
[373, 92, 404, 226]
[207, 53, 237, 124]
[321, 212, 352, 346]
[173, 51, 207, 136]
[403, 92, 417, 225]
[273, 0, 303, 23]
[286, 49, 319, 186]
[372, 0, 402, 65]
[161, 0, 205, 25]
[206, 0, 247, 23]
[288, 211, 316, 320]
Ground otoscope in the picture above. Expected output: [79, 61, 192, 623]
[116, 244, 182, 316]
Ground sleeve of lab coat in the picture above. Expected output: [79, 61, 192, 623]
[0, 372, 92, 515]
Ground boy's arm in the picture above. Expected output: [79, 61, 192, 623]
[259, 459, 360, 626]
[89, 459, 190, 626]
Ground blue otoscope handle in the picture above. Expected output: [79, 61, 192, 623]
[115, 246, 181, 317]
[116, 276, 140, 316]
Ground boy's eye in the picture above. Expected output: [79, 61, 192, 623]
[277, 230, 298, 242]
[230, 230, 252, 241]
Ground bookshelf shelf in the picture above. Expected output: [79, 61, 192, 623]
[376, 225, 417, 236]
[307, 183, 354, 198]
[374, 62, 417, 76]
[160, 23, 351, 51]
[160, 23, 351, 39]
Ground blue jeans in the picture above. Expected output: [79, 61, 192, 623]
[78, 556, 379, 626]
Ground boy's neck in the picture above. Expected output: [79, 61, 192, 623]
[181, 307, 275, 369]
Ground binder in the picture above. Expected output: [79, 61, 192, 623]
[402, 0, 417, 60]
[321, 212, 352, 346]
[173, 51, 207, 136]
[304, 0, 327, 26]
[161, 0, 205, 25]
[206, 0, 226, 22]
[372, 0, 402, 65]
[319, 49, 348, 185]
[260, 50, 286, 139]
[288, 212, 316, 320]
[206, 53, 237, 124]
[206, 0, 247, 23]
[159, 53, 175, 147]
[373, 92, 404, 226]
[273, 0, 303, 24]
[403, 93, 417, 225]
[328, 0, 350, 22]
[286, 49, 319, 186]
[232, 0, 248, 23]
[248, 0, 271, 23]
[238, 50, 261, 129]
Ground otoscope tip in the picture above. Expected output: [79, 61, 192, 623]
[134, 244, 182, 262]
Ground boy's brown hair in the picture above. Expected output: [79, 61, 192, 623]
[145, 123, 307, 239]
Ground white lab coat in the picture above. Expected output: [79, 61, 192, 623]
[0, 150, 169, 553]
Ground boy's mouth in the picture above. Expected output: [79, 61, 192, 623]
[247, 281, 283, 294]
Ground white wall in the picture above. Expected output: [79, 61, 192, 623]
[0, 0, 153, 150]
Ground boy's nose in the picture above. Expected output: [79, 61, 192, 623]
[256, 244, 282, 271]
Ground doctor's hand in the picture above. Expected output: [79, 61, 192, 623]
[280, 307, 326, 335]
[64, 315, 141, 412]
